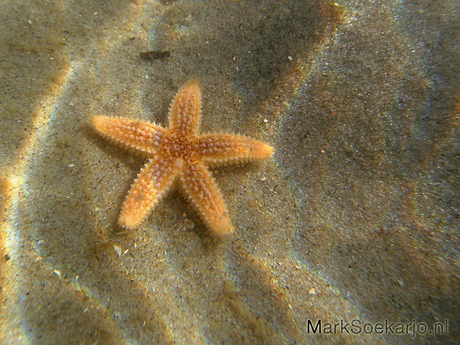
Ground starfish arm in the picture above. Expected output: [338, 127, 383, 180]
[93, 116, 166, 154]
[180, 161, 233, 235]
[197, 134, 274, 165]
[119, 156, 179, 228]
[168, 79, 202, 134]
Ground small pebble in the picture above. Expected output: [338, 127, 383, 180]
[113, 244, 122, 257]
[183, 219, 195, 230]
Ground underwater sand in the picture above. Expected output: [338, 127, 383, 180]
[1, 0, 459, 344]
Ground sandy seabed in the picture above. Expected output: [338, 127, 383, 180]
[0, 0, 459, 344]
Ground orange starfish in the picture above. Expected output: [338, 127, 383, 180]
[92, 79, 274, 235]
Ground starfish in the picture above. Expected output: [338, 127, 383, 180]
[92, 79, 274, 235]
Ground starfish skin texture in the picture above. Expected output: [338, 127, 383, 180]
[92, 79, 274, 235]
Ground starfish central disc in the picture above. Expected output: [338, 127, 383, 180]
[161, 131, 197, 161]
